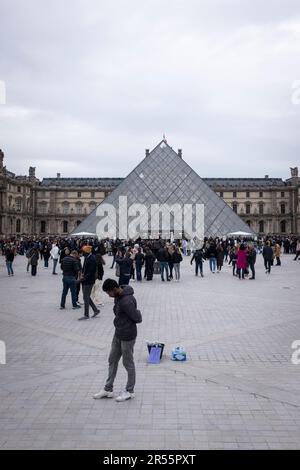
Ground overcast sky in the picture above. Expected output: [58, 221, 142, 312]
[0, 0, 300, 180]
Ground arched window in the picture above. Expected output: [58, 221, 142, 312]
[245, 203, 251, 215]
[280, 220, 286, 233]
[280, 203, 286, 215]
[89, 201, 96, 212]
[16, 219, 21, 233]
[259, 202, 264, 215]
[63, 220, 68, 233]
[259, 220, 264, 233]
[41, 221, 46, 233]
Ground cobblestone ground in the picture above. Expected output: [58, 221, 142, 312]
[0, 253, 300, 450]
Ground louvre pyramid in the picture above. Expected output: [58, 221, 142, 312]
[73, 140, 255, 239]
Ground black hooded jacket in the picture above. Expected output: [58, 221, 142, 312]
[113, 286, 142, 341]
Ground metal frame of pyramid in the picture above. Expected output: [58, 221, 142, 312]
[72, 140, 256, 239]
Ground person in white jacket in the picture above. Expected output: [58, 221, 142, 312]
[50, 243, 60, 275]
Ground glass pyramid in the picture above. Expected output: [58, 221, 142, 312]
[73, 140, 255, 239]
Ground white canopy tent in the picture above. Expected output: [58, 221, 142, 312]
[227, 231, 255, 237]
[70, 232, 97, 237]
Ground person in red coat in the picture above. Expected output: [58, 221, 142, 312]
[236, 244, 247, 280]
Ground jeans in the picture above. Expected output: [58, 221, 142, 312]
[104, 334, 136, 393]
[6, 261, 14, 275]
[195, 261, 203, 276]
[119, 274, 130, 286]
[136, 263, 143, 281]
[61, 276, 77, 308]
[173, 263, 180, 280]
[82, 283, 98, 317]
[44, 258, 49, 268]
[110, 255, 116, 268]
[249, 262, 255, 278]
[160, 262, 169, 281]
[52, 258, 58, 274]
[209, 257, 216, 272]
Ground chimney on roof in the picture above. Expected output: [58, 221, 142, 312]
[145, 149, 150, 157]
[178, 149, 182, 158]
[264, 175, 269, 179]
[57, 173, 61, 178]
[0, 149, 3, 168]
[29, 166, 36, 178]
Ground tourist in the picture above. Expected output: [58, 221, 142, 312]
[5, 247, 14, 276]
[43, 244, 51, 268]
[206, 242, 217, 274]
[116, 250, 133, 286]
[60, 250, 81, 310]
[274, 242, 281, 266]
[91, 250, 106, 306]
[135, 247, 145, 282]
[172, 246, 183, 281]
[144, 248, 155, 281]
[50, 243, 60, 275]
[236, 244, 247, 280]
[228, 246, 237, 276]
[30, 248, 39, 276]
[263, 241, 273, 274]
[216, 243, 224, 273]
[247, 244, 256, 280]
[157, 245, 170, 282]
[78, 245, 100, 320]
[167, 244, 175, 280]
[190, 248, 205, 277]
[93, 278, 142, 402]
[294, 239, 300, 260]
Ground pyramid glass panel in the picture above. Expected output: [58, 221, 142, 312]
[73, 141, 255, 239]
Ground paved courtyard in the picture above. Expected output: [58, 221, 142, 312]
[0, 253, 300, 450]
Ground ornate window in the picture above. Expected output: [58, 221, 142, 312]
[41, 221, 46, 233]
[232, 202, 238, 213]
[259, 202, 264, 215]
[16, 219, 21, 233]
[63, 220, 68, 233]
[280, 220, 286, 233]
[259, 220, 264, 233]
[280, 203, 286, 215]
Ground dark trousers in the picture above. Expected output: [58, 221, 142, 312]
[249, 262, 255, 279]
[276, 257, 281, 266]
[104, 334, 136, 393]
[31, 265, 37, 276]
[52, 258, 58, 274]
[82, 283, 98, 317]
[168, 262, 174, 279]
[264, 259, 272, 273]
[61, 276, 77, 308]
[44, 258, 49, 267]
[232, 262, 237, 276]
[195, 261, 203, 275]
[294, 251, 300, 260]
[160, 262, 169, 281]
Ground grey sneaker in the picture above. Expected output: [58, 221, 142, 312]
[115, 391, 135, 402]
[93, 389, 114, 399]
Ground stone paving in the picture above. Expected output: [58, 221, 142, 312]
[0, 253, 300, 450]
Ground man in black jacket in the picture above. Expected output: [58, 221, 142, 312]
[60, 250, 81, 310]
[93, 279, 142, 402]
[190, 249, 205, 277]
[78, 245, 100, 320]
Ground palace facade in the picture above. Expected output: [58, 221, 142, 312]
[0, 148, 299, 237]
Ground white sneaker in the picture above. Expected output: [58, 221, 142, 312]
[115, 391, 135, 402]
[93, 389, 114, 399]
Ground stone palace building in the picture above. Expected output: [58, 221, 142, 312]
[0, 148, 299, 238]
